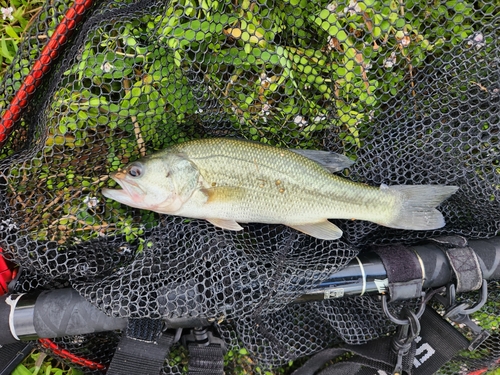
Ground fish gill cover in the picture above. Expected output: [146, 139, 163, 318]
[0, 0, 498, 373]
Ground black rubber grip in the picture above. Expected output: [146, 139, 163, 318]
[0, 295, 17, 344]
[33, 289, 128, 338]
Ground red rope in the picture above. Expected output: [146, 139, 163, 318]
[0, 247, 17, 295]
[0, 0, 94, 147]
[38, 338, 107, 371]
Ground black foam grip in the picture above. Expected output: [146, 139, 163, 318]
[33, 289, 127, 338]
[0, 295, 18, 344]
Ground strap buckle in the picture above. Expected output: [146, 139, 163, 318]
[181, 326, 226, 351]
[182, 327, 226, 375]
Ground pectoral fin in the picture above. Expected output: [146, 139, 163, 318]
[290, 149, 354, 172]
[207, 218, 244, 231]
[289, 221, 343, 240]
[201, 186, 246, 203]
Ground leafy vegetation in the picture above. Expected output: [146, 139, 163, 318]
[11, 350, 83, 375]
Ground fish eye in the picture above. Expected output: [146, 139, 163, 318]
[127, 163, 143, 178]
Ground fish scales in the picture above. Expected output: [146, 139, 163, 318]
[167, 139, 396, 224]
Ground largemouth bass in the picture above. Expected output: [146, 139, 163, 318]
[102, 138, 458, 240]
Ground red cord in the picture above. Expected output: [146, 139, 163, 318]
[0, 0, 94, 147]
[38, 338, 107, 371]
[0, 247, 17, 296]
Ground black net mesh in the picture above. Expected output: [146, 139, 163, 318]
[0, 0, 499, 373]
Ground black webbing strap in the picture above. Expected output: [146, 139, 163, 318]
[292, 306, 470, 375]
[412, 305, 469, 374]
[0, 342, 34, 375]
[107, 334, 174, 375]
[188, 343, 225, 374]
[107, 319, 174, 375]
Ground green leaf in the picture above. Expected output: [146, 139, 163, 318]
[319, 9, 330, 20]
[12, 364, 32, 375]
[5, 25, 19, 40]
[0, 36, 14, 61]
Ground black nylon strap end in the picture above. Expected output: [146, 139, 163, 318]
[188, 344, 225, 374]
[107, 334, 174, 375]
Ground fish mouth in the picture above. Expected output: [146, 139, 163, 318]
[102, 171, 145, 205]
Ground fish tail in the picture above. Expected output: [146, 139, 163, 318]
[380, 185, 458, 230]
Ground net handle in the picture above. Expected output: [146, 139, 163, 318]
[0, 0, 94, 148]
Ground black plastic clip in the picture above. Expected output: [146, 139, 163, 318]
[181, 326, 226, 352]
[381, 293, 426, 325]
[441, 280, 490, 350]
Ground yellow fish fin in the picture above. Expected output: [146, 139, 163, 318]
[288, 220, 343, 240]
[207, 218, 244, 231]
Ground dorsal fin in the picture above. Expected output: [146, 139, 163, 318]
[290, 149, 354, 172]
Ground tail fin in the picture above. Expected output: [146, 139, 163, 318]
[381, 185, 458, 230]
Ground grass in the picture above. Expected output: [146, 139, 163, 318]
[0, 0, 499, 374]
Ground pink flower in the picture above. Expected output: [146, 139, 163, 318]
[1, 7, 14, 21]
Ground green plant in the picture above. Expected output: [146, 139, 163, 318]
[12, 350, 84, 375]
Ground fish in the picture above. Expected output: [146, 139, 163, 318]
[101, 138, 458, 240]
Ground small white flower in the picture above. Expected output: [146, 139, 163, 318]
[260, 72, 272, 84]
[83, 196, 99, 209]
[259, 103, 270, 123]
[260, 103, 271, 116]
[119, 246, 132, 254]
[364, 62, 372, 71]
[293, 115, 308, 127]
[346, 0, 361, 16]
[313, 115, 327, 123]
[383, 52, 397, 68]
[1, 7, 14, 21]
[467, 32, 485, 49]
[195, 108, 204, 114]
[400, 35, 411, 47]
[327, 2, 337, 12]
[100, 62, 114, 73]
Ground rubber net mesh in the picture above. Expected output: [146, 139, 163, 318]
[0, 0, 498, 373]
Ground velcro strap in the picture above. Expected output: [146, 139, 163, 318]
[445, 247, 483, 292]
[107, 334, 174, 375]
[374, 244, 423, 300]
[108, 319, 173, 375]
[188, 343, 225, 374]
[126, 318, 164, 341]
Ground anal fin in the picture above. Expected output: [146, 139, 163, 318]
[289, 221, 343, 240]
[207, 218, 244, 231]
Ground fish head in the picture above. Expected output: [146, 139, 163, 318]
[102, 153, 200, 214]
